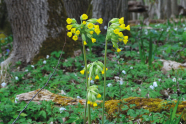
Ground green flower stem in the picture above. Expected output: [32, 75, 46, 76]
[82, 40, 91, 124]
[102, 39, 108, 124]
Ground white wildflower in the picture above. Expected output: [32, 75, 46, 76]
[15, 76, 19, 80]
[119, 80, 123, 85]
[174, 27, 178, 31]
[122, 70, 126, 74]
[90, 80, 94, 84]
[1, 82, 7, 88]
[184, 27, 186, 31]
[149, 85, 154, 90]
[172, 77, 176, 82]
[77, 96, 81, 99]
[107, 83, 112, 87]
[158, 79, 161, 81]
[104, 26, 107, 30]
[25, 69, 28, 72]
[43, 60, 46, 64]
[130, 67, 133, 69]
[46, 55, 49, 59]
[15, 97, 19, 103]
[153, 81, 158, 87]
[31, 65, 34, 68]
[59, 107, 66, 113]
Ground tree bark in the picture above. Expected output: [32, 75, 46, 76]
[165, 0, 172, 19]
[92, 0, 129, 34]
[62, 0, 91, 23]
[3, 0, 80, 69]
[171, 0, 179, 18]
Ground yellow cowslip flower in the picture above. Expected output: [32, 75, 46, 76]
[66, 25, 72, 30]
[95, 75, 99, 80]
[119, 17, 124, 24]
[66, 18, 72, 24]
[94, 25, 99, 29]
[88, 23, 94, 29]
[93, 102, 97, 107]
[119, 38, 122, 42]
[97, 94, 101, 98]
[88, 77, 92, 80]
[125, 25, 130, 31]
[90, 31, 94, 34]
[94, 28, 101, 35]
[82, 14, 88, 20]
[91, 38, 96, 43]
[76, 30, 80, 35]
[124, 36, 128, 40]
[87, 100, 91, 104]
[113, 45, 115, 47]
[84, 41, 87, 45]
[118, 32, 123, 37]
[102, 70, 104, 74]
[71, 28, 76, 33]
[106, 68, 108, 71]
[114, 29, 119, 34]
[80, 70, 85, 74]
[83, 21, 86, 25]
[123, 40, 128, 45]
[67, 32, 72, 37]
[117, 48, 121, 52]
[120, 24, 125, 29]
[72, 35, 78, 41]
[97, 18, 103, 24]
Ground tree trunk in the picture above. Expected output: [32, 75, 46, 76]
[171, 0, 178, 18]
[165, 0, 172, 19]
[181, 0, 186, 8]
[155, 0, 164, 19]
[62, 0, 91, 23]
[92, 0, 128, 34]
[3, 0, 80, 69]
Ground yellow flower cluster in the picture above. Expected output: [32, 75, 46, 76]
[106, 17, 130, 53]
[87, 93, 101, 107]
[66, 14, 103, 44]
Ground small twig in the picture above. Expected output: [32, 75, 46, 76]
[12, 30, 67, 124]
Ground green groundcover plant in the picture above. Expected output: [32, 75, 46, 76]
[1, 14, 186, 124]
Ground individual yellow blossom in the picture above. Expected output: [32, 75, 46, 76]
[94, 25, 99, 29]
[84, 41, 87, 45]
[83, 21, 86, 25]
[102, 70, 104, 74]
[66, 18, 72, 24]
[120, 24, 125, 29]
[119, 17, 124, 24]
[88, 23, 94, 29]
[87, 100, 91, 104]
[93, 102, 97, 107]
[91, 38, 96, 43]
[72, 35, 78, 41]
[124, 36, 128, 40]
[94, 28, 101, 35]
[80, 70, 85, 74]
[97, 94, 101, 98]
[82, 14, 88, 20]
[114, 29, 119, 34]
[106, 68, 108, 71]
[119, 38, 122, 42]
[66, 25, 72, 30]
[95, 75, 99, 80]
[113, 45, 115, 47]
[67, 32, 72, 37]
[97, 18, 103, 24]
[71, 28, 76, 33]
[123, 40, 128, 45]
[88, 77, 92, 80]
[90, 31, 94, 34]
[118, 32, 123, 37]
[125, 25, 130, 31]
[76, 30, 80, 35]
[117, 48, 121, 52]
